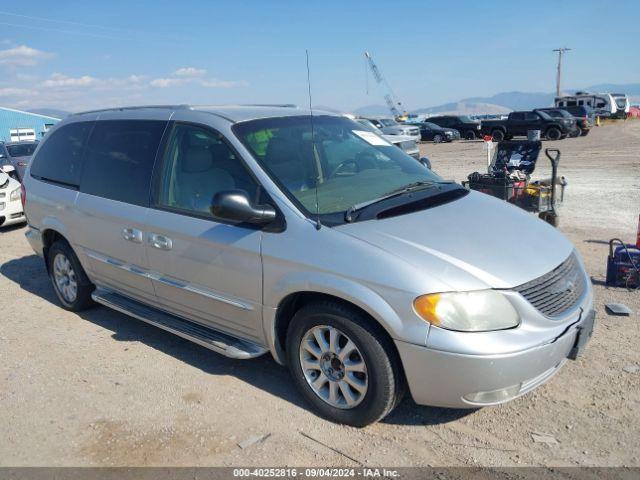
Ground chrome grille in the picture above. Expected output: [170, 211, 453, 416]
[514, 253, 585, 318]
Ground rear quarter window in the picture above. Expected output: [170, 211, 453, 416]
[80, 120, 166, 206]
[30, 122, 93, 187]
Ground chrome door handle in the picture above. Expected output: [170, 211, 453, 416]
[149, 233, 173, 250]
[122, 228, 143, 244]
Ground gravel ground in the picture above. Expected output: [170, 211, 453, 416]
[0, 121, 638, 467]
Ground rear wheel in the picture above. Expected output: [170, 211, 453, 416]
[491, 129, 505, 142]
[47, 240, 95, 311]
[464, 130, 476, 140]
[286, 301, 403, 427]
[545, 127, 562, 141]
[433, 134, 443, 143]
[580, 129, 590, 136]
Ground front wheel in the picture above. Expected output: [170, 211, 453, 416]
[286, 301, 403, 427]
[545, 127, 562, 141]
[433, 134, 443, 143]
[464, 130, 476, 140]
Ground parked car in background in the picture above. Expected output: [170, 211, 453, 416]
[23, 105, 594, 427]
[0, 166, 25, 228]
[406, 121, 459, 143]
[480, 110, 574, 141]
[561, 105, 596, 133]
[355, 118, 420, 159]
[425, 115, 481, 140]
[366, 117, 421, 142]
[537, 107, 591, 137]
[0, 141, 39, 181]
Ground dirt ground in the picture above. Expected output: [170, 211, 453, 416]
[0, 121, 638, 467]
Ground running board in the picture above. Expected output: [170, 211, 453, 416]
[91, 289, 268, 359]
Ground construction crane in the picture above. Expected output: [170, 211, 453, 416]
[364, 51, 408, 119]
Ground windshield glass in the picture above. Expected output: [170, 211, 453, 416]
[356, 119, 383, 134]
[379, 118, 397, 126]
[7, 143, 37, 157]
[458, 116, 474, 123]
[233, 115, 441, 218]
[615, 98, 627, 109]
[424, 122, 440, 129]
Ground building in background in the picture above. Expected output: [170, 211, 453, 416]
[0, 107, 61, 142]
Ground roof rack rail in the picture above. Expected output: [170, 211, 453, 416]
[191, 104, 298, 109]
[73, 105, 190, 116]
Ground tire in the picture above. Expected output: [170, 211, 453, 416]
[539, 212, 559, 227]
[545, 127, 562, 141]
[47, 240, 95, 311]
[569, 126, 582, 138]
[580, 129, 590, 136]
[491, 129, 505, 142]
[464, 130, 476, 140]
[433, 134, 443, 143]
[286, 301, 403, 427]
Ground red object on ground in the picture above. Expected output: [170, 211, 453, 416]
[483, 134, 493, 142]
[628, 106, 640, 119]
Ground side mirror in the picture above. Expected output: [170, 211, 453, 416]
[419, 157, 432, 169]
[210, 190, 277, 226]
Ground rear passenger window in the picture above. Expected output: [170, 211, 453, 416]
[30, 122, 93, 187]
[80, 120, 166, 206]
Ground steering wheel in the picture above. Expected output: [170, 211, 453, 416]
[328, 159, 360, 178]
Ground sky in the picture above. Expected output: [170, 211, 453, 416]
[0, 0, 638, 113]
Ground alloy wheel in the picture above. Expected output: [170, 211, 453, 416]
[52, 253, 78, 303]
[299, 325, 368, 409]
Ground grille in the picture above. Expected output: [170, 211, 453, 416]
[514, 252, 585, 318]
[400, 140, 415, 150]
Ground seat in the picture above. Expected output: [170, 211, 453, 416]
[263, 137, 311, 191]
[176, 145, 235, 213]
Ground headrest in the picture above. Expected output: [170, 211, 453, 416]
[181, 146, 212, 173]
[264, 137, 300, 166]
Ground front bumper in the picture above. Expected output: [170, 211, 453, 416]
[396, 308, 595, 408]
[0, 198, 25, 227]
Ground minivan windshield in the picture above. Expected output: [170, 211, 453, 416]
[233, 115, 442, 221]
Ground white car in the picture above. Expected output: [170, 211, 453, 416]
[366, 117, 421, 142]
[0, 166, 25, 228]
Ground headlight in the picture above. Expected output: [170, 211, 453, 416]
[10, 187, 21, 201]
[413, 290, 520, 332]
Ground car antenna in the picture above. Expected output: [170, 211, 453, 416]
[306, 49, 322, 231]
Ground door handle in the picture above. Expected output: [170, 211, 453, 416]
[122, 228, 143, 244]
[149, 233, 173, 250]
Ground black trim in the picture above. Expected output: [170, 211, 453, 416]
[29, 175, 80, 190]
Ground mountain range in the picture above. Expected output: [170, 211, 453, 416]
[352, 83, 640, 117]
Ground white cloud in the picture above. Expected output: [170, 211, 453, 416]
[201, 78, 249, 88]
[0, 45, 52, 67]
[174, 67, 206, 77]
[42, 73, 97, 88]
[0, 87, 37, 97]
[150, 77, 189, 88]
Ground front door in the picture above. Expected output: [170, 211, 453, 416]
[145, 122, 264, 343]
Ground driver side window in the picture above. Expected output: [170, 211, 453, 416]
[156, 123, 258, 216]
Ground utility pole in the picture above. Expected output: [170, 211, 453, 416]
[553, 47, 571, 97]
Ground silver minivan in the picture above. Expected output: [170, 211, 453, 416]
[23, 105, 594, 426]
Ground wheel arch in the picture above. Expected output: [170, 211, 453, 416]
[266, 281, 408, 368]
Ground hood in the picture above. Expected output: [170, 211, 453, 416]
[336, 191, 574, 290]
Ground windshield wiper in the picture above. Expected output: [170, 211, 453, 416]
[344, 181, 436, 222]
